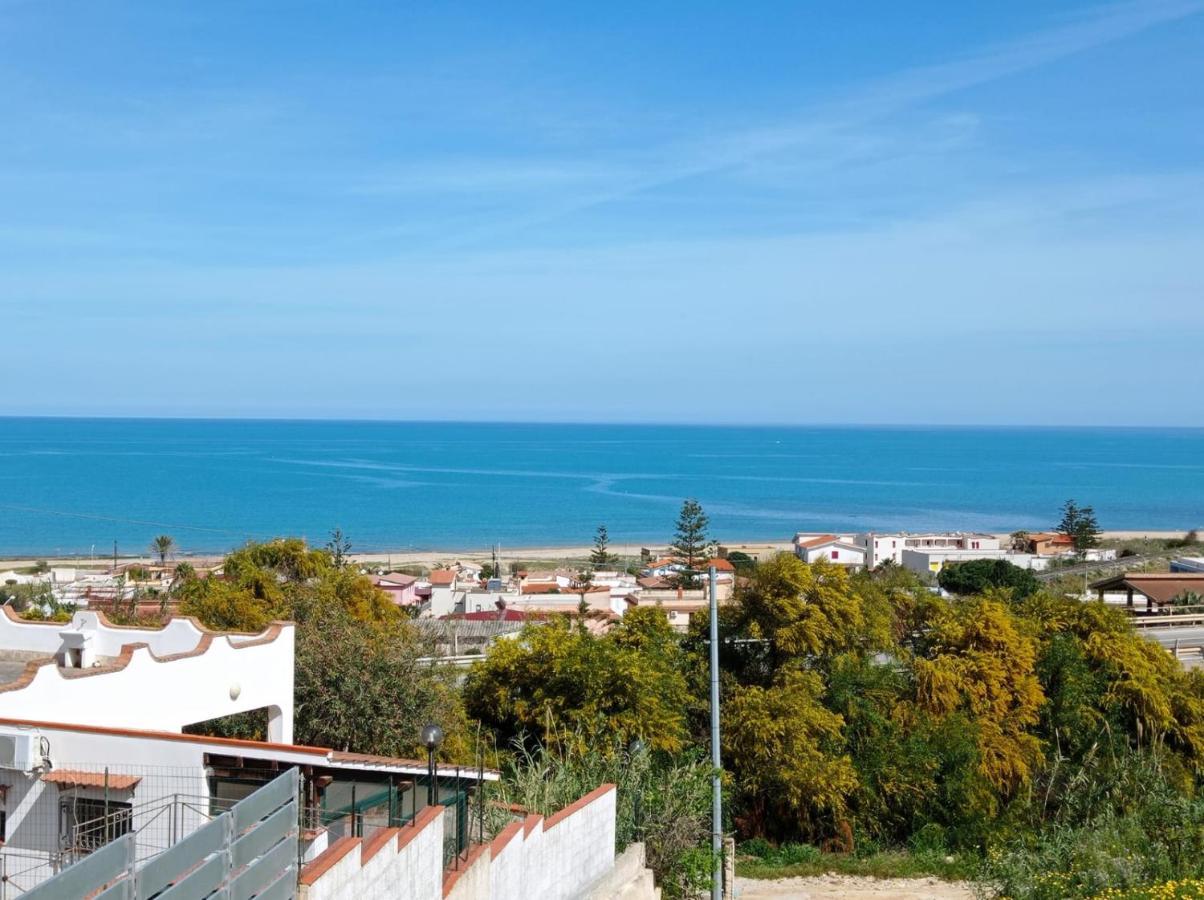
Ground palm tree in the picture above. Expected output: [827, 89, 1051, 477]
[150, 534, 175, 566]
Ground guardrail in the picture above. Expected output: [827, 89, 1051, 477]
[23, 768, 298, 900]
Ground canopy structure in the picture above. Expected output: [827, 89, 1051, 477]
[1090, 572, 1204, 611]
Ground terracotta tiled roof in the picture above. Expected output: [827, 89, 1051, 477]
[377, 573, 418, 587]
[797, 534, 840, 549]
[1090, 572, 1204, 605]
[428, 569, 457, 586]
[706, 558, 736, 572]
[521, 583, 607, 595]
[42, 769, 141, 790]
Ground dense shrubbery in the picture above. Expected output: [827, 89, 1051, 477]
[467, 552, 1204, 897]
[487, 738, 714, 899]
[176, 538, 467, 759]
[938, 557, 1041, 598]
[177, 537, 1204, 898]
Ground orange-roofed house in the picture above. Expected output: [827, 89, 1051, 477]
[1027, 532, 1078, 556]
[794, 534, 867, 568]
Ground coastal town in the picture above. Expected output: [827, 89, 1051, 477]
[4, 525, 1199, 633]
[3, 512, 1204, 897]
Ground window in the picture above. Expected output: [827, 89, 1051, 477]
[831, 550, 840, 559]
[1, 784, 7, 843]
[63, 798, 132, 852]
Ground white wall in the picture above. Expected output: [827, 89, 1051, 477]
[900, 548, 1039, 575]
[0, 612, 295, 743]
[300, 807, 445, 900]
[298, 785, 621, 900]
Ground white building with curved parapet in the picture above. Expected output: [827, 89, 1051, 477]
[0, 607, 294, 743]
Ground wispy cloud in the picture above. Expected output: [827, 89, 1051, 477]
[426, 0, 1203, 245]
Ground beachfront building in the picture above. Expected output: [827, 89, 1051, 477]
[793, 534, 867, 568]
[900, 548, 1046, 577]
[856, 532, 1001, 569]
[1026, 532, 1077, 556]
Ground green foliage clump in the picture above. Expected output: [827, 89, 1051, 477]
[463, 607, 690, 754]
[938, 558, 1040, 598]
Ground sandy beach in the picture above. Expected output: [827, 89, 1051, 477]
[0, 532, 1191, 570]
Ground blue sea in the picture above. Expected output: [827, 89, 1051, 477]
[0, 418, 1201, 557]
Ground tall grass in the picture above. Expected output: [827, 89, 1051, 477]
[487, 737, 714, 899]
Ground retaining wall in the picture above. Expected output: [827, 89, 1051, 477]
[298, 785, 634, 900]
[299, 806, 445, 900]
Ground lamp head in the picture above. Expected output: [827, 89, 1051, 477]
[421, 723, 445, 751]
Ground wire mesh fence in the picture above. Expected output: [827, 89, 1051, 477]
[0, 761, 221, 897]
[0, 758, 488, 896]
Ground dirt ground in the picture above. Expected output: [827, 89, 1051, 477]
[735, 874, 978, 899]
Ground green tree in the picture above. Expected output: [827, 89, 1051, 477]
[912, 598, 1045, 796]
[325, 527, 352, 569]
[1057, 499, 1102, 551]
[938, 558, 1041, 599]
[726, 554, 894, 682]
[725, 550, 757, 575]
[590, 524, 617, 569]
[293, 599, 469, 758]
[670, 499, 711, 587]
[464, 615, 689, 754]
[724, 669, 859, 841]
[150, 534, 175, 565]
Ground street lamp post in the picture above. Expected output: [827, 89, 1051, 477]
[421, 723, 444, 808]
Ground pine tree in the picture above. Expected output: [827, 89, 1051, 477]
[1073, 505, 1101, 550]
[326, 528, 352, 569]
[671, 499, 711, 586]
[590, 525, 617, 569]
[1056, 499, 1101, 552]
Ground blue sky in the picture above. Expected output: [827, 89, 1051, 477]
[1, 1, 1202, 425]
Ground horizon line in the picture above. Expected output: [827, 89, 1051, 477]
[0, 413, 1202, 431]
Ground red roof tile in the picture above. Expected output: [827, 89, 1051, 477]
[43, 769, 141, 790]
[428, 569, 457, 586]
[796, 534, 840, 549]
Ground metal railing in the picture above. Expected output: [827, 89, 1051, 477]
[21, 768, 298, 900]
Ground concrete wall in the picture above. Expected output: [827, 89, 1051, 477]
[300, 806, 446, 900]
[901, 548, 1040, 576]
[0, 610, 294, 742]
[297, 784, 624, 900]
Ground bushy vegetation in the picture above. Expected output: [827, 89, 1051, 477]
[174, 537, 468, 759]
[938, 557, 1040, 598]
[465, 546, 1204, 897]
[153, 520, 1204, 898]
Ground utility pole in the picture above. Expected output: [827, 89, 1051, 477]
[709, 565, 722, 900]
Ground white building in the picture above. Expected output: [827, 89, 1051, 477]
[0, 605, 494, 894]
[0, 606, 295, 743]
[857, 532, 1001, 569]
[900, 548, 1047, 576]
[794, 534, 867, 568]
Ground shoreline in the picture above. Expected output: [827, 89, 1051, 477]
[0, 530, 1194, 570]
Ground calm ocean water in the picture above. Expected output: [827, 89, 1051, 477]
[0, 418, 1201, 557]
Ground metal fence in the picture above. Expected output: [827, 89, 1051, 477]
[18, 768, 297, 900]
[1, 762, 221, 897]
